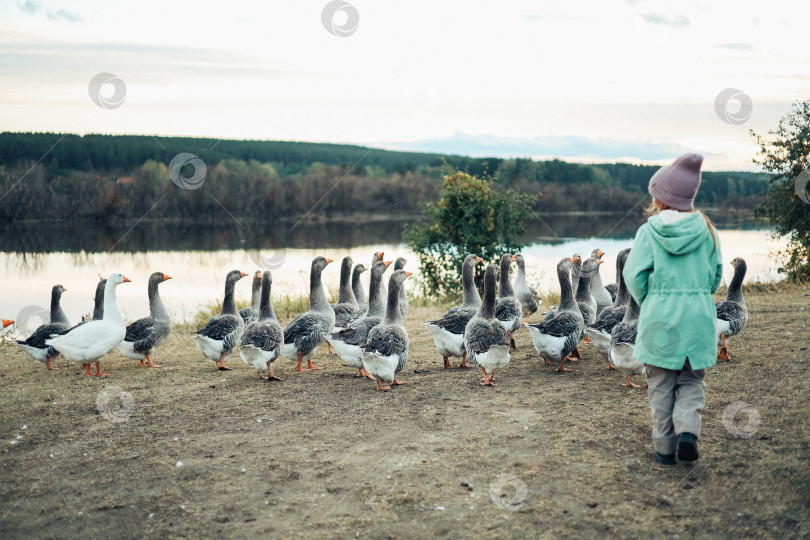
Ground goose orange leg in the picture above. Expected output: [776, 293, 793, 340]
[45, 356, 54, 370]
[216, 352, 231, 370]
[266, 361, 283, 381]
[556, 356, 573, 372]
[93, 362, 111, 377]
[507, 331, 516, 350]
[307, 359, 324, 370]
[568, 347, 580, 361]
[391, 377, 403, 386]
[620, 375, 640, 389]
[459, 352, 470, 368]
[144, 354, 161, 368]
[83, 363, 93, 376]
[443, 356, 453, 369]
[607, 361, 617, 370]
[375, 379, 391, 391]
[295, 354, 310, 371]
[718, 333, 730, 361]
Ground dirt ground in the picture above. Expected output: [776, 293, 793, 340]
[1, 284, 808, 539]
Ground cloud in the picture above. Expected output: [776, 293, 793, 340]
[17, 0, 82, 23]
[638, 12, 690, 27]
[716, 42, 753, 51]
[383, 131, 688, 162]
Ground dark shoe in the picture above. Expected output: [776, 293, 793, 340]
[654, 451, 676, 465]
[677, 433, 699, 462]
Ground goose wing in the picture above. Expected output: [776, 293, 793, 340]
[428, 307, 476, 335]
[242, 321, 284, 352]
[284, 312, 329, 351]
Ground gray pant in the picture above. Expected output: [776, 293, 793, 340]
[644, 360, 706, 455]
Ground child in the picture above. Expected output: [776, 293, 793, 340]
[623, 153, 724, 465]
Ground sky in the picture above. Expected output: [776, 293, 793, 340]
[1, 0, 808, 171]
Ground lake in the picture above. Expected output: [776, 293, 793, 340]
[1, 212, 784, 328]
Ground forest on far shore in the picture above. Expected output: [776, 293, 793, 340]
[0, 132, 768, 223]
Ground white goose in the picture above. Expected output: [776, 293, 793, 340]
[46, 274, 130, 377]
[608, 295, 644, 388]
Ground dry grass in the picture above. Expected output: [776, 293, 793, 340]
[0, 284, 808, 538]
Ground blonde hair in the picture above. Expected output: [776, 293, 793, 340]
[645, 198, 717, 254]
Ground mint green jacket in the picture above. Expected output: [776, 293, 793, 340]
[622, 211, 723, 370]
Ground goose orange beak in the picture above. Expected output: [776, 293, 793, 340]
[376, 251, 384, 258]
[123, 276, 132, 283]
[571, 256, 581, 263]
[598, 249, 605, 258]
[325, 258, 333, 264]
[477, 257, 483, 263]
[163, 273, 172, 280]
[512, 254, 517, 261]
[2, 319, 14, 328]
[405, 272, 413, 278]
[240, 272, 248, 277]
[384, 260, 393, 267]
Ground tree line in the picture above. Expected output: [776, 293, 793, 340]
[0, 132, 768, 223]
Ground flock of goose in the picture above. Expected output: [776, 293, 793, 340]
[6, 249, 749, 391]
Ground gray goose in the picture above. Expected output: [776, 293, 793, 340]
[608, 295, 643, 388]
[525, 258, 584, 372]
[240, 271, 285, 380]
[192, 270, 248, 370]
[331, 256, 360, 329]
[282, 256, 335, 371]
[239, 271, 263, 325]
[361, 269, 412, 391]
[715, 257, 748, 361]
[117, 272, 172, 368]
[14, 284, 70, 370]
[351, 263, 368, 312]
[589, 248, 613, 316]
[514, 254, 540, 323]
[326, 260, 391, 377]
[586, 248, 631, 362]
[394, 257, 409, 318]
[425, 254, 483, 369]
[465, 264, 511, 386]
[495, 254, 522, 349]
[569, 256, 601, 360]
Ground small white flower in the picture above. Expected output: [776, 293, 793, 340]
[21, 425, 27, 430]
[176, 461, 184, 468]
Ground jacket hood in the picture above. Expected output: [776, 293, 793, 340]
[646, 211, 711, 255]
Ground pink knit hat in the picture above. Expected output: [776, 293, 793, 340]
[648, 153, 704, 211]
